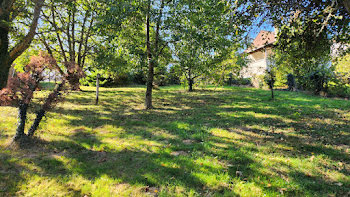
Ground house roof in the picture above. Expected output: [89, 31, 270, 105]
[246, 30, 276, 53]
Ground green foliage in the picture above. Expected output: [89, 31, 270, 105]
[170, 0, 246, 90]
[81, 66, 180, 87]
[335, 54, 350, 74]
[327, 73, 350, 98]
[13, 49, 39, 72]
[80, 71, 110, 87]
[307, 68, 334, 94]
[240, 0, 349, 93]
[209, 49, 249, 86]
[240, 0, 350, 47]
[274, 20, 331, 79]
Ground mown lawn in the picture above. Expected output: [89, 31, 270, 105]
[0, 85, 349, 196]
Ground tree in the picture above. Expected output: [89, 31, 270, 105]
[144, 0, 169, 109]
[243, 0, 350, 37]
[0, 52, 69, 143]
[171, 0, 245, 91]
[98, 0, 252, 105]
[209, 48, 248, 87]
[271, 15, 333, 89]
[38, 0, 98, 90]
[0, 0, 44, 89]
[237, 1, 349, 91]
[241, 0, 350, 53]
[99, 0, 172, 109]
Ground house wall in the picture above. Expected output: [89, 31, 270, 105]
[240, 58, 267, 78]
[241, 47, 273, 78]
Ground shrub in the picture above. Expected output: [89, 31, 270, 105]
[229, 77, 252, 86]
[80, 72, 111, 87]
[307, 69, 333, 94]
[327, 73, 350, 98]
[0, 52, 81, 143]
[81, 72, 132, 87]
[287, 73, 296, 91]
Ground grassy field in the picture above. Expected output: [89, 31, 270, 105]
[0, 85, 349, 196]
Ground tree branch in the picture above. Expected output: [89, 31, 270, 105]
[81, 16, 94, 67]
[77, 10, 89, 66]
[39, 35, 65, 76]
[9, 0, 44, 64]
[50, 5, 68, 63]
[154, 0, 165, 58]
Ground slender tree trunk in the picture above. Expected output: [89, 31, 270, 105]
[144, 0, 165, 109]
[145, 0, 153, 109]
[271, 88, 274, 99]
[95, 74, 100, 105]
[27, 109, 45, 137]
[13, 103, 29, 141]
[188, 78, 194, 92]
[145, 61, 154, 109]
[27, 82, 65, 137]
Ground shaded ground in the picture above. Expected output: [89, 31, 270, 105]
[0, 85, 349, 196]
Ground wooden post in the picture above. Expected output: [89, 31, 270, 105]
[95, 74, 100, 105]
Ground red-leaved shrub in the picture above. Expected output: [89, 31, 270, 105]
[0, 51, 83, 142]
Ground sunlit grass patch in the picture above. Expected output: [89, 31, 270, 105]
[1, 85, 349, 196]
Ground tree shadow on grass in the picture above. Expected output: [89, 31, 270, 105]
[1, 129, 257, 196]
[0, 152, 28, 195]
[4, 87, 350, 196]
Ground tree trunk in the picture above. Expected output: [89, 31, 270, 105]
[0, 54, 10, 90]
[145, 0, 153, 109]
[188, 78, 194, 92]
[0, 0, 43, 89]
[144, 0, 165, 109]
[67, 74, 81, 91]
[27, 109, 45, 137]
[271, 88, 274, 99]
[145, 60, 154, 109]
[0, 13, 10, 89]
[13, 103, 29, 141]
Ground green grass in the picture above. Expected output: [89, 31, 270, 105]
[0, 85, 349, 196]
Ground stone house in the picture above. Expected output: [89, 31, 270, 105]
[241, 30, 276, 81]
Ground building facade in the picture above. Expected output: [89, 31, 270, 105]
[241, 30, 276, 78]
